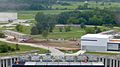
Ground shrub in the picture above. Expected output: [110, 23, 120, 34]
[0, 33, 5, 38]
[11, 48, 15, 51]
[0, 44, 9, 53]
[85, 27, 95, 34]
[65, 26, 71, 32]
[0, 43, 18, 53]
[59, 27, 63, 32]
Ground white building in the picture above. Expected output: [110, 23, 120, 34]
[81, 34, 120, 52]
[0, 12, 17, 22]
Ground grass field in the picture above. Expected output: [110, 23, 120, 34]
[0, 41, 49, 56]
[32, 27, 86, 40]
[16, 1, 120, 20]
[32, 26, 111, 40]
[85, 52, 120, 55]
[18, 10, 73, 19]
[7, 1, 119, 21]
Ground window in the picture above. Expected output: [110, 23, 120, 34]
[81, 39, 97, 41]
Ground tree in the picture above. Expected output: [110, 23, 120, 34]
[89, 15, 103, 25]
[80, 23, 86, 29]
[95, 28, 102, 33]
[16, 44, 20, 50]
[34, 12, 56, 37]
[30, 4, 46, 10]
[57, 11, 81, 24]
[16, 24, 21, 32]
[67, 17, 79, 24]
[83, 2, 89, 9]
[42, 30, 49, 39]
[31, 26, 39, 35]
[16, 24, 25, 32]
[94, 26, 102, 33]
[77, 2, 89, 10]
[35, 12, 46, 23]
[79, 18, 86, 24]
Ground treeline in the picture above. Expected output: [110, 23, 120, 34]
[59, 0, 120, 2]
[0, 0, 57, 11]
[30, 9, 117, 36]
[57, 9, 117, 26]
[0, 0, 119, 11]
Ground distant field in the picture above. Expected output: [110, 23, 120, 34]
[17, 1, 120, 20]
[18, 10, 73, 19]
[52, 1, 120, 10]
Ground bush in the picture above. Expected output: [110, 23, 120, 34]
[0, 33, 5, 38]
[65, 26, 71, 32]
[59, 27, 63, 32]
[95, 28, 102, 33]
[11, 48, 15, 51]
[16, 44, 20, 51]
[80, 23, 86, 29]
[0, 43, 19, 53]
[0, 44, 9, 53]
[85, 27, 95, 34]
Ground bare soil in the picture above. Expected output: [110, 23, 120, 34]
[25, 39, 80, 48]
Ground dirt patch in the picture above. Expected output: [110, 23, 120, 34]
[25, 39, 80, 48]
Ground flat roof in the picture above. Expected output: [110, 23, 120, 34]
[81, 34, 112, 39]
[25, 62, 104, 66]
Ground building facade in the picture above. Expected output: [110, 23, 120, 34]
[81, 34, 120, 52]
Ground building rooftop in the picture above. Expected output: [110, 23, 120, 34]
[81, 34, 112, 39]
[24, 62, 104, 66]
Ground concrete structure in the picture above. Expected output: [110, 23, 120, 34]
[0, 13, 17, 22]
[81, 33, 120, 52]
[1, 54, 120, 67]
[3, 30, 30, 42]
[81, 34, 112, 52]
[0, 56, 18, 67]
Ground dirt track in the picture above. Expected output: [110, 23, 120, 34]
[25, 39, 80, 48]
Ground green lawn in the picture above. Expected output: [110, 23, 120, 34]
[31, 26, 111, 40]
[32, 27, 86, 40]
[0, 41, 49, 56]
[85, 52, 120, 55]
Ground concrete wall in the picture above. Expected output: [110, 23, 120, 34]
[0, 55, 120, 67]
[82, 46, 106, 52]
